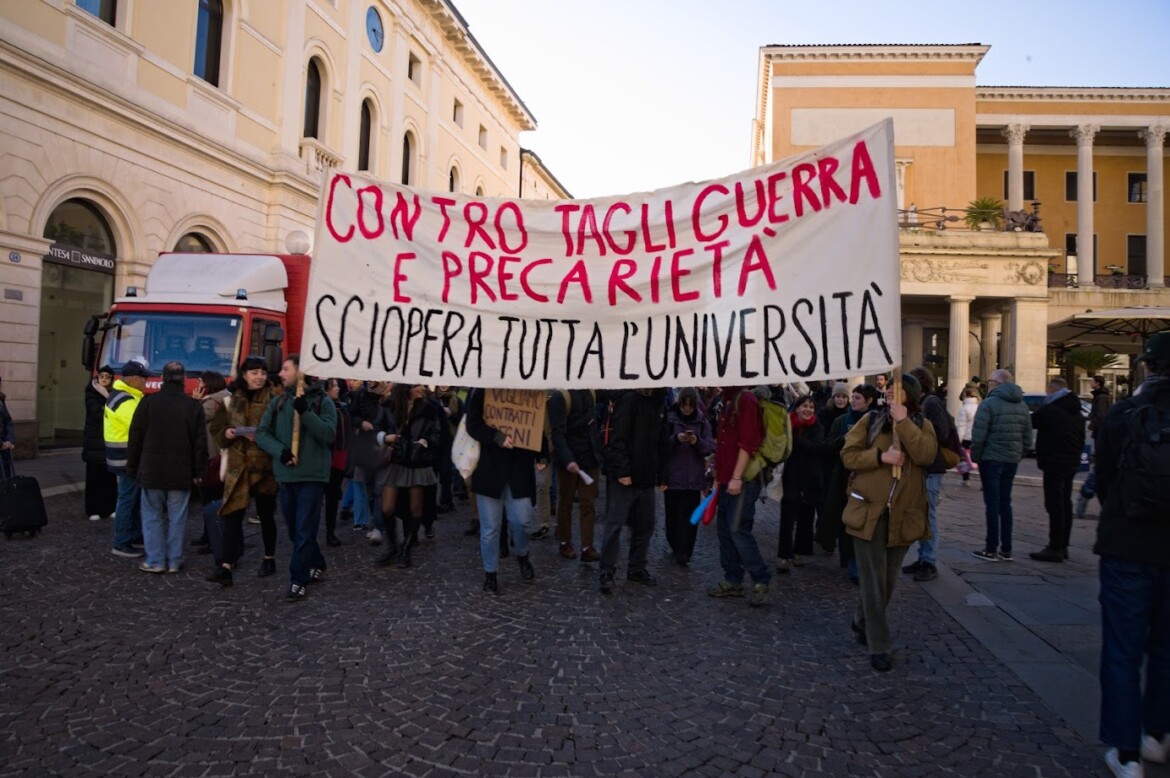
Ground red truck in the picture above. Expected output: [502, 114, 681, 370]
[83, 252, 311, 389]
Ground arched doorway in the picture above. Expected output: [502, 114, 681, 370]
[39, 198, 117, 446]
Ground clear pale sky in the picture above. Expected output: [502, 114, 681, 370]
[453, 0, 1170, 199]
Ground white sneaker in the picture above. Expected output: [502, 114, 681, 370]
[1105, 748, 1144, 777]
[88, 514, 101, 521]
[1142, 734, 1170, 763]
[368, 528, 383, 546]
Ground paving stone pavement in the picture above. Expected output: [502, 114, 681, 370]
[0, 470, 1133, 777]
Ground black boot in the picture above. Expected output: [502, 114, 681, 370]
[463, 519, 480, 537]
[483, 571, 498, 594]
[517, 554, 535, 583]
[396, 518, 417, 568]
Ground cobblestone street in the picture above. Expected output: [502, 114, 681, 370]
[0, 464, 1125, 777]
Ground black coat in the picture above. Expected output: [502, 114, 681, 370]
[1032, 391, 1086, 472]
[605, 389, 669, 488]
[781, 418, 826, 505]
[548, 389, 601, 471]
[397, 399, 442, 468]
[1094, 380, 1170, 566]
[126, 383, 209, 490]
[465, 389, 547, 502]
[82, 381, 108, 464]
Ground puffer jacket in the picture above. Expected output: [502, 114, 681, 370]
[956, 396, 980, 442]
[663, 403, 715, 490]
[970, 382, 1031, 464]
[840, 412, 937, 546]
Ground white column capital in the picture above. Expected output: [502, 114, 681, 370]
[1139, 125, 1168, 150]
[947, 295, 975, 304]
[980, 311, 1003, 322]
[1002, 123, 1029, 145]
[1071, 124, 1100, 147]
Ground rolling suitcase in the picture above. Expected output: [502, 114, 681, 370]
[0, 451, 49, 539]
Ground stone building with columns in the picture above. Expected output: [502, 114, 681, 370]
[0, 0, 556, 452]
[753, 44, 1169, 416]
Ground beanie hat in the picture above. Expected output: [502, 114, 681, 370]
[900, 373, 922, 404]
[831, 382, 850, 398]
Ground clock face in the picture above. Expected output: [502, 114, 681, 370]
[366, 6, 384, 53]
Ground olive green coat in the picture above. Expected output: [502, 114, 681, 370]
[840, 413, 937, 547]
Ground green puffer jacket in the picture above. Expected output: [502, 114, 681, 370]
[969, 382, 1031, 464]
[255, 384, 337, 483]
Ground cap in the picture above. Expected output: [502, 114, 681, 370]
[1137, 332, 1170, 363]
[121, 360, 148, 378]
[97, 364, 115, 376]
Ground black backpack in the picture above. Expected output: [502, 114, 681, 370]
[1116, 394, 1170, 523]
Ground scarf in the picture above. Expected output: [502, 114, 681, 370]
[1136, 374, 1170, 396]
[1044, 387, 1070, 405]
[790, 411, 818, 430]
[90, 379, 110, 400]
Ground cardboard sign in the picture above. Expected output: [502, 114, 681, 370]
[482, 389, 546, 452]
[301, 120, 900, 388]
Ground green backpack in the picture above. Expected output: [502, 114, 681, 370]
[738, 391, 794, 482]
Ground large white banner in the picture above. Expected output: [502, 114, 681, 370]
[301, 120, 900, 389]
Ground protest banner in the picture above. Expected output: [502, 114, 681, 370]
[482, 389, 546, 452]
[300, 119, 900, 389]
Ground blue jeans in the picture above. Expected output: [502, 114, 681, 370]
[715, 479, 770, 585]
[978, 460, 1017, 554]
[350, 477, 372, 529]
[915, 473, 944, 564]
[278, 482, 326, 586]
[112, 472, 141, 549]
[478, 486, 532, 573]
[140, 488, 190, 569]
[341, 480, 355, 512]
[1098, 557, 1170, 750]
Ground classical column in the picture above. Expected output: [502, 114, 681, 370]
[1140, 126, 1167, 287]
[980, 311, 1002, 380]
[947, 296, 974, 419]
[1003, 123, 1029, 212]
[902, 318, 923, 370]
[1011, 299, 1050, 393]
[1071, 124, 1100, 277]
[1000, 304, 1014, 376]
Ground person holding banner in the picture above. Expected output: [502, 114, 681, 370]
[840, 374, 937, 672]
[465, 388, 546, 595]
[547, 388, 603, 563]
[598, 388, 669, 593]
[255, 356, 338, 602]
[707, 386, 772, 607]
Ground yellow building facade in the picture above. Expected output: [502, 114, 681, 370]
[0, 0, 551, 451]
[754, 44, 1169, 414]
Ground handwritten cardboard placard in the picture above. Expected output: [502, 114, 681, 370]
[302, 120, 900, 388]
[482, 388, 546, 453]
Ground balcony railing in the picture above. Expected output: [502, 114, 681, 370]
[1047, 272, 1164, 289]
[298, 138, 342, 177]
[1094, 274, 1149, 290]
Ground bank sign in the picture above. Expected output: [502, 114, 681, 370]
[42, 243, 116, 274]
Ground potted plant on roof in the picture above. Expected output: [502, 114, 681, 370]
[964, 196, 1005, 231]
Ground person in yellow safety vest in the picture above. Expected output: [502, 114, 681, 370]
[106, 359, 148, 558]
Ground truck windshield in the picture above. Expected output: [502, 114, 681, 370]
[100, 313, 242, 375]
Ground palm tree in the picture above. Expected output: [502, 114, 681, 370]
[1065, 348, 1123, 375]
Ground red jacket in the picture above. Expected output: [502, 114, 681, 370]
[714, 388, 763, 484]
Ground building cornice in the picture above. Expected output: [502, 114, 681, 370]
[760, 44, 990, 62]
[520, 149, 572, 199]
[426, 0, 537, 131]
[978, 87, 1170, 103]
